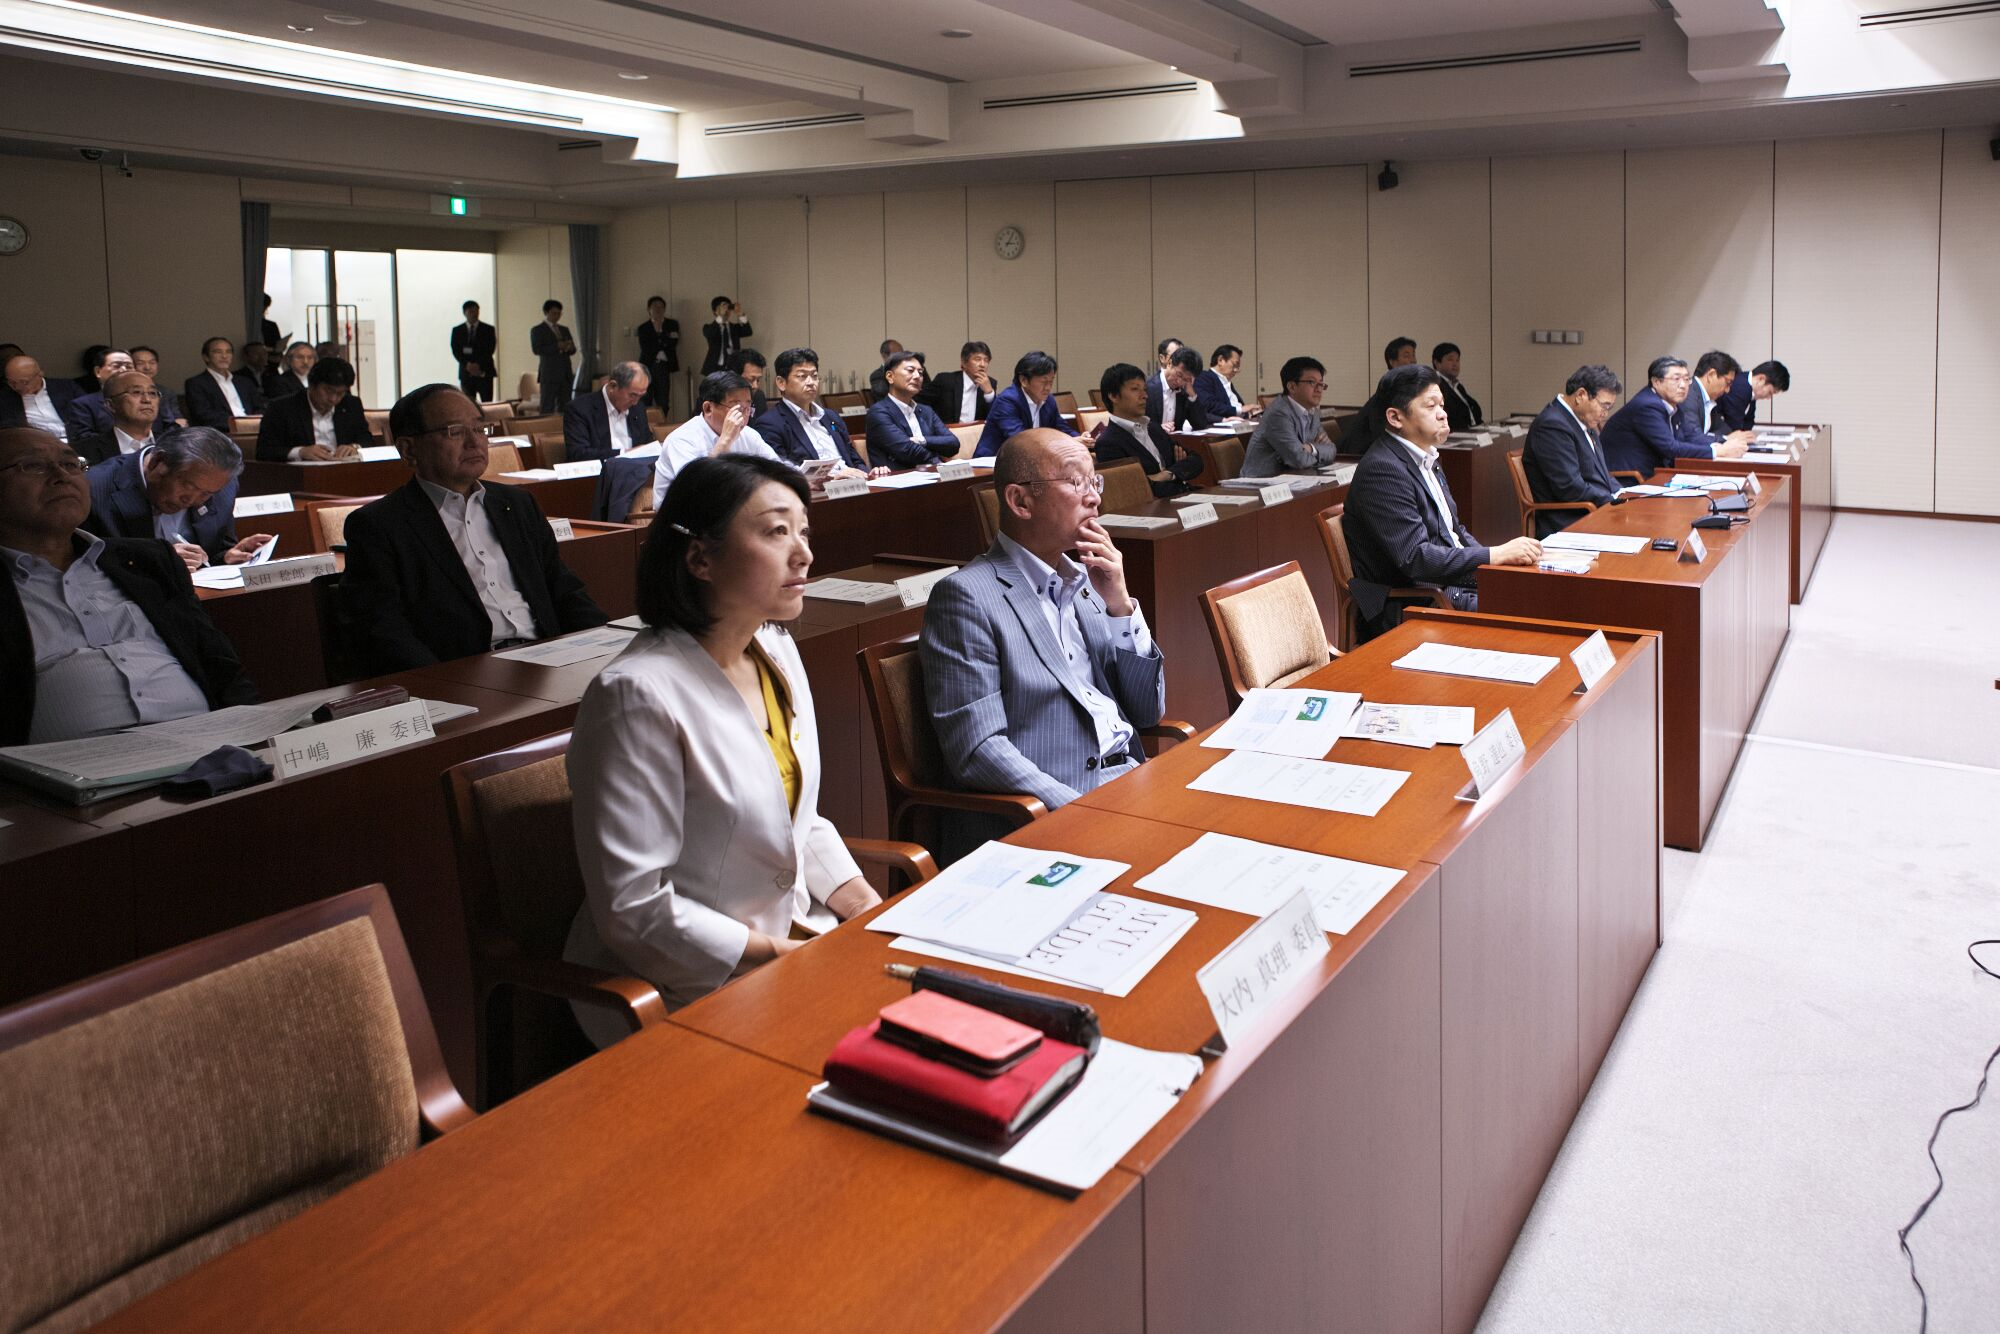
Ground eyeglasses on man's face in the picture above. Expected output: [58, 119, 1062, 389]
[0, 456, 86, 479]
[1294, 378, 1327, 391]
[1028, 472, 1104, 494]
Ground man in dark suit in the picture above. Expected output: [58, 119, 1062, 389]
[976, 351, 1078, 457]
[1714, 359, 1790, 433]
[1342, 365, 1540, 640]
[85, 426, 274, 567]
[563, 361, 653, 462]
[727, 348, 769, 418]
[60, 348, 135, 441]
[267, 342, 316, 401]
[340, 384, 607, 674]
[1094, 362, 1203, 498]
[864, 351, 958, 470]
[256, 357, 370, 462]
[0, 425, 256, 744]
[452, 300, 498, 403]
[74, 371, 177, 466]
[867, 338, 902, 400]
[1600, 356, 1748, 477]
[1676, 350, 1757, 454]
[128, 348, 184, 424]
[1193, 344, 1259, 421]
[181, 336, 266, 429]
[923, 341, 996, 425]
[2, 355, 84, 439]
[700, 295, 752, 375]
[1521, 365, 1623, 537]
[753, 347, 874, 478]
[635, 295, 679, 413]
[1383, 336, 1417, 371]
[1432, 342, 1484, 432]
[258, 293, 282, 355]
[1146, 346, 1211, 433]
[530, 300, 576, 414]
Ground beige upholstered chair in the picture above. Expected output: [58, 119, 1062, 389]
[1200, 561, 1335, 710]
[1506, 448, 1594, 537]
[1315, 502, 1451, 651]
[1207, 438, 1245, 482]
[1096, 459, 1153, 514]
[0, 885, 471, 1333]
[970, 483, 1001, 548]
[478, 400, 515, 423]
[947, 422, 983, 458]
[306, 498, 374, 552]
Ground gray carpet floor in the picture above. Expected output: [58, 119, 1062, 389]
[1477, 514, 2000, 1334]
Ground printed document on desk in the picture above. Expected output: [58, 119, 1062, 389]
[1668, 473, 1748, 492]
[804, 577, 899, 603]
[866, 471, 942, 489]
[1203, 687, 1359, 759]
[490, 626, 637, 667]
[1344, 702, 1475, 748]
[1187, 749, 1408, 817]
[1542, 531, 1650, 555]
[890, 892, 1196, 996]
[1392, 640, 1557, 685]
[1136, 832, 1403, 934]
[867, 841, 1130, 961]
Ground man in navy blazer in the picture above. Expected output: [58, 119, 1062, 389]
[129, 348, 183, 424]
[1712, 357, 1790, 434]
[1146, 346, 1211, 433]
[1600, 356, 1748, 477]
[922, 341, 996, 424]
[864, 351, 958, 470]
[1193, 344, 1259, 421]
[975, 350, 1077, 457]
[2, 356, 85, 438]
[60, 348, 138, 441]
[182, 337, 266, 429]
[85, 427, 274, 567]
[1094, 362, 1203, 497]
[563, 361, 654, 462]
[1342, 366, 1540, 640]
[920, 427, 1166, 813]
[1675, 351, 1757, 455]
[1521, 365, 1623, 538]
[752, 347, 874, 477]
[340, 385, 606, 674]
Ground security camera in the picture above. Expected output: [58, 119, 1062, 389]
[1377, 160, 1399, 192]
[78, 147, 105, 162]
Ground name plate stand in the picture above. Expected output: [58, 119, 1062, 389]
[549, 517, 576, 541]
[1678, 529, 1708, 564]
[1570, 629, 1614, 695]
[554, 459, 603, 480]
[894, 565, 957, 609]
[1178, 502, 1218, 530]
[1258, 483, 1293, 507]
[1457, 707, 1526, 802]
[937, 460, 974, 483]
[1194, 889, 1328, 1054]
[274, 699, 433, 778]
[242, 553, 336, 591]
[823, 476, 869, 500]
[233, 492, 294, 518]
[357, 445, 400, 462]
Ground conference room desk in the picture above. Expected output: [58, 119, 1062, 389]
[99, 614, 1659, 1334]
[1478, 473, 1791, 851]
[1693, 422, 1833, 604]
[243, 459, 603, 520]
[806, 472, 991, 572]
[224, 505, 314, 554]
[1438, 430, 1530, 545]
[191, 522, 644, 698]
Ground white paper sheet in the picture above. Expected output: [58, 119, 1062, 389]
[1135, 832, 1404, 934]
[1542, 531, 1649, 555]
[1343, 702, 1476, 748]
[866, 471, 942, 489]
[144, 690, 347, 748]
[888, 892, 1195, 997]
[1537, 553, 1597, 574]
[866, 842, 1129, 961]
[1667, 473, 1747, 492]
[190, 565, 243, 589]
[803, 578, 899, 603]
[1391, 640, 1558, 685]
[1617, 484, 1673, 497]
[500, 468, 562, 481]
[1201, 688, 1360, 760]
[1186, 749, 1408, 817]
[1096, 514, 1179, 530]
[1173, 491, 1258, 506]
[996, 1040, 1205, 1191]
[489, 626, 637, 667]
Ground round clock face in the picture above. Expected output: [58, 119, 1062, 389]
[994, 225, 1025, 261]
[0, 217, 26, 256]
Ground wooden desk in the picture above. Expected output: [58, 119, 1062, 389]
[240, 458, 409, 498]
[1438, 431, 1530, 545]
[807, 473, 990, 573]
[98, 1024, 1145, 1334]
[1692, 422, 1833, 604]
[1478, 474, 1791, 849]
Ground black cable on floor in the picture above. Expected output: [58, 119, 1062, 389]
[1897, 939, 2000, 1333]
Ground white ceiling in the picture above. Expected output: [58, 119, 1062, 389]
[1253, 0, 1662, 47]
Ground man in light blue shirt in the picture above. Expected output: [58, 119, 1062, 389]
[652, 372, 778, 509]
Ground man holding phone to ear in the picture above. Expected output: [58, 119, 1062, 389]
[920, 428, 1166, 816]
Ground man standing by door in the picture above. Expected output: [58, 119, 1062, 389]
[531, 299, 576, 413]
[453, 300, 498, 403]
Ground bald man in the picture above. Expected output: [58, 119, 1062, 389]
[74, 371, 174, 467]
[1, 356, 84, 441]
[0, 426, 255, 744]
[919, 428, 1166, 814]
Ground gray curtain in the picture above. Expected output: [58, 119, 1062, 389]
[568, 223, 603, 392]
[240, 201, 270, 345]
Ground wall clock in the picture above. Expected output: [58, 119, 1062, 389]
[0, 218, 27, 256]
[994, 225, 1025, 261]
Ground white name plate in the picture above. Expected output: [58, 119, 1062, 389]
[549, 517, 576, 541]
[1744, 471, 1761, 495]
[1570, 629, 1615, 694]
[555, 459, 603, 479]
[823, 476, 869, 500]
[1678, 529, 1707, 564]
[1196, 888, 1328, 1051]
[242, 553, 336, 591]
[1258, 483, 1293, 507]
[895, 565, 958, 609]
[357, 445, 400, 462]
[233, 492, 294, 517]
[275, 699, 433, 779]
[838, 405, 867, 417]
[937, 460, 974, 483]
[1178, 502, 1218, 530]
[1461, 707, 1526, 800]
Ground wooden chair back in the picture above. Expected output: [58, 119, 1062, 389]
[1315, 502, 1361, 653]
[1208, 438, 1245, 481]
[1200, 561, 1334, 710]
[480, 442, 525, 479]
[1054, 390, 1079, 418]
[1089, 388, 1107, 410]
[228, 415, 261, 443]
[0, 885, 470, 1332]
[510, 414, 562, 438]
[1075, 407, 1109, 437]
[515, 373, 536, 404]
[363, 408, 391, 444]
[947, 422, 984, 459]
[1097, 459, 1152, 513]
[478, 401, 515, 423]
[1506, 447, 1595, 537]
[530, 432, 567, 466]
[306, 497, 376, 552]
[970, 482, 1001, 548]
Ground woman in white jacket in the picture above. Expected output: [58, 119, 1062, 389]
[565, 454, 878, 1037]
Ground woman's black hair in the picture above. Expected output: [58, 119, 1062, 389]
[636, 455, 811, 633]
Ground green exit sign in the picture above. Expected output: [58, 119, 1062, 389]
[449, 196, 467, 215]
[430, 194, 480, 218]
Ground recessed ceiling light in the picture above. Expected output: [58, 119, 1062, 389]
[617, 71, 648, 80]
[286, 22, 314, 31]
[941, 28, 972, 38]
[1889, 101, 1907, 108]
[323, 13, 366, 24]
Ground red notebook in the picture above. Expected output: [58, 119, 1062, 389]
[823, 1020, 1088, 1144]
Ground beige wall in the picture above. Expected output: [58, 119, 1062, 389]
[1490, 153, 1625, 420]
[1368, 158, 1493, 412]
[494, 226, 573, 400]
[1936, 127, 2000, 517]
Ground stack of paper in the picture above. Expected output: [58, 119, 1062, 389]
[490, 626, 637, 667]
[1537, 552, 1597, 574]
[1392, 640, 1558, 684]
[1618, 484, 1673, 497]
[1342, 702, 1475, 749]
[1667, 474, 1747, 492]
[868, 842, 1194, 995]
[1135, 832, 1403, 934]
[1186, 749, 1408, 817]
[803, 578, 899, 603]
[1096, 514, 1179, 530]
[866, 472, 941, 490]
[1543, 531, 1650, 555]
[1202, 688, 1359, 759]
[499, 468, 562, 482]
[1173, 491, 1258, 506]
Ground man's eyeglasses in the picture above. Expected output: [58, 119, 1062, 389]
[1294, 378, 1327, 391]
[1027, 473, 1105, 494]
[417, 423, 484, 445]
[0, 456, 86, 479]
[110, 389, 162, 401]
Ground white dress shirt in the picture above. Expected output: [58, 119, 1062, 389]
[311, 404, 338, 446]
[790, 399, 844, 462]
[960, 376, 979, 424]
[1556, 397, 1601, 458]
[997, 532, 1151, 776]
[891, 394, 924, 442]
[21, 387, 66, 439]
[1391, 433, 1463, 548]
[653, 414, 778, 509]
[417, 477, 539, 642]
[564, 622, 861, 1032]
[602, 386, 634, 455]
[1215, 372, 1244, 415]
[114, 426, 153, 456]
[1109, 414, 1161, 468]
[208, 368, 246, 417]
